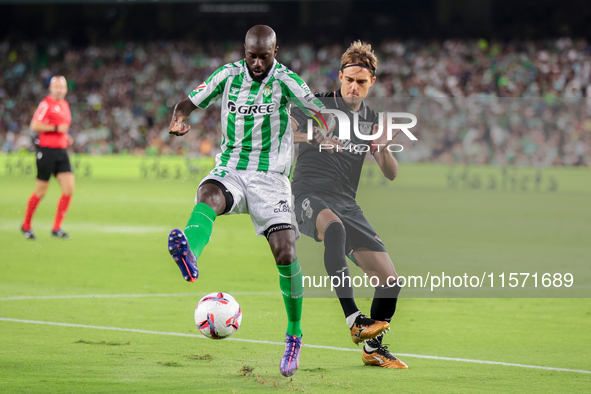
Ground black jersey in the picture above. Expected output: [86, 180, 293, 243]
[291, 90, 379, 202]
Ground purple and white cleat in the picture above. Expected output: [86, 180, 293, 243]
[168, 229, 198, 282]
[280, 334, 302, 377]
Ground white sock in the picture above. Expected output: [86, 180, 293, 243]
[364, 342, 379, 353]
[346, 311, 361, 328]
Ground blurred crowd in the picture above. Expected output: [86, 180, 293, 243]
[1, 38, 590, 166]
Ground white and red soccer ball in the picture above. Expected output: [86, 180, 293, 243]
[194, 292, 242, 339]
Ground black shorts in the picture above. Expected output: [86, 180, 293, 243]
[36, 147, 72, 181]
[293, 192, 387, 256]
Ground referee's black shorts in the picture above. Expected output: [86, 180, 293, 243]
[36, 147, 72, 181]
[293, 191, 387, 257]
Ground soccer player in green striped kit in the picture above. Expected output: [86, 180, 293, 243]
[167, 25, 326, 377]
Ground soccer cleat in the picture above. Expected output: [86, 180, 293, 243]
[168, 229, 198, 282]
[350, 313, 390, 345]
[362, 345, 408, 369]
[52, 229, 70, 239]
[280, 334, 302, 377]
[21, 227, 36, 240]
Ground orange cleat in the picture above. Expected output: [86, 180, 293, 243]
[350, 314, 390, 345]
[362, 345, 408, 369]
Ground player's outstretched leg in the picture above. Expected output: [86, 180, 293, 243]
[184, 202, 217, 260]
[277, 258, 304, 376]
[168, 203, 217, 282]
[362, 334, 408, 369]
[168, 229, 199, 282]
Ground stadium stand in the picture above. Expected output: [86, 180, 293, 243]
[1, 39, 589, 166]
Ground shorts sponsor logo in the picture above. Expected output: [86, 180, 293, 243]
[37, 152, 43, 160]
[274, 199, 292, 213]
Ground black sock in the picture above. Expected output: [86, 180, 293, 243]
[370, 284, 401, 323]
[365, 333, 384, 351]
[324, 222, 358, 317]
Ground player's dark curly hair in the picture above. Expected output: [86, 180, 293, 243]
[340, 41, 378, 76]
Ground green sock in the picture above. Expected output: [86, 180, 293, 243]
[184, 203, 217, 261]
[277, 259, 304, 337]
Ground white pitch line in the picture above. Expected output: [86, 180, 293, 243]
[0, 220, 168, 234]
[0, 291, 278, 301]
[0, 317, 589, 375]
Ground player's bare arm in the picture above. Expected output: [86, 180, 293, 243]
[372, 113, 399, 181]
[169, 98, 197, 136]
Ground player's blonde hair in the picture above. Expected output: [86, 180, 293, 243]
[340, 41, 377, 76]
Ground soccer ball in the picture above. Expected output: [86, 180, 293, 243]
[194, 292, 242, 339]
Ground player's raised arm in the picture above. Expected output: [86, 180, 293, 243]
[170, 63, 235, 137]
[372, 113, 399, 181]
[169, 98, 197, 136]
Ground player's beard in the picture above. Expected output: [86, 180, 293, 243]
[246, 62, 272, 83]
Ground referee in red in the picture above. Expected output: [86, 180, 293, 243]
[21, 75, 74, 240]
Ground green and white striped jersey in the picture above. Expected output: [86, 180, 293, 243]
[188, 59, 324, 174]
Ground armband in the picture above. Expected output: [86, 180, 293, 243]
[370, 141, 378, 155]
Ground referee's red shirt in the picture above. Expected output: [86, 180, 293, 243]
[32, 95, 72, 149]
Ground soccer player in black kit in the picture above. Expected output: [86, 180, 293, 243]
[291, 41, 407, 369]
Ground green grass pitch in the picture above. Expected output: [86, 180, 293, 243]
[0, 154, 590, 393]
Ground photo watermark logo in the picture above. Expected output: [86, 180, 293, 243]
[306, 109, 418, 153]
